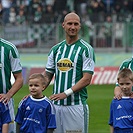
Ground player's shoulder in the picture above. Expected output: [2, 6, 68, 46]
[79, 39, 94, 52]
[44, 97, 56, 112]
[52, 40, 65, 49]
[44, 96, 53, 104]
[79, 39, 92, 47]
[48, 40, 65, 54]
[18, 96, 30, 108]
[120, 57, 132, 69]
[0, 38, 15, 47]
[122, 58, 132, 64]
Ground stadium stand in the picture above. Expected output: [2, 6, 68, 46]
[0, 0, 132, 53]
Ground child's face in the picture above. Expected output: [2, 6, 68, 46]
[118, 77, 133, 96]
[28, 78, 44, 98]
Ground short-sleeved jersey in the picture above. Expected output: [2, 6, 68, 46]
[46, 39, 95, 105]
[0, 38, 22, 93]
[15, 96, 56, 133]
[109, 97, 133, 129]
[119, 57, 133, 71]
[116, 57, 133, 87]
[0, 102, 12, 132]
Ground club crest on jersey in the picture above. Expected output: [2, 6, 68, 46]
[57, 58, 74, 72]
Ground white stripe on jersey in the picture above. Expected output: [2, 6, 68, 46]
[71, 46, 82, 105]
[1, 38, 19, 57]
[1, 46, 6, 93]
[64, 45, 75, 105]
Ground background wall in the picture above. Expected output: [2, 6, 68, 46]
[13, 52, 132, 85]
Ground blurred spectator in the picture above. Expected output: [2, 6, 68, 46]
[121, 0, 133, 22]
[87, 0, 105, 23]
[122, 0, 132, 13]
[29, 0, 42, 20]
[45, 0, 54, 6]
[113, 2, 122, 22]
[53, 0, 67, 15]
[74, 0, 87, 15]
[59, 10, 69, 23]
[9, 7, 16, 25]
[104, 15, 112, 47]
[83, 15, 94, 44]
[43, 5, 54, 23]
[102, 0, 114, 13]
[33, 4, 43, 24]
[1, 0, 11, 24]
[0, 2, 3, 22]
[16, 9, 26, 25]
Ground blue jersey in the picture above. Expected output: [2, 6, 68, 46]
[109, 97, 133, 129]
[15, 96, 56, 133]
[0, 102, 11, 132]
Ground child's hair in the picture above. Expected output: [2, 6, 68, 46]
[117, 68, 133, 82]
[28, 73, 45, 85]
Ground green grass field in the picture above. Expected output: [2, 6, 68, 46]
[13, 84, 115, 133]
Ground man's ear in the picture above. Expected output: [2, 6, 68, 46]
[62, 22, 65, 28]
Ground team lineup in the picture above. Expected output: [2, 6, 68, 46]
[0, 11, 133, 133]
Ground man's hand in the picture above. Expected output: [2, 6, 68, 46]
[114, 86, 122, 100]
[130, 92, 133, 98]
[0, 93, 12, 104]
[114, 93, 122, 100]
[49, 93, 67, 101]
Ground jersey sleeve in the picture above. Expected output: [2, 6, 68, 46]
[10, 45, 22, 73]
[82, 47, 95, 75]
[45, 50, 55, 74]
[108, 101, 113, 126]
[46, 100, 56, 129]
[15, 99, 26, 124]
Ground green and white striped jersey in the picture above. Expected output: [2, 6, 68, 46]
[0, 38, 22, 93]
[119, 57, 133, 71]
[46, 39, 95, 105]
[116, 57, 133, 87]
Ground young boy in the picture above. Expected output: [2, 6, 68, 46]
[109, 68, 133, 133]
[0, 102, 11, 133]
[15, 73, 56, 133]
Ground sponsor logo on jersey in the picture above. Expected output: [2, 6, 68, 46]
[57, 58, 74, 72]
[116, 115, 132, 120]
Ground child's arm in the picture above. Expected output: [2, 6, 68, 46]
[110, 125, 114, 133]
[2, 123, 9, 133]
[47, 129, 55, 133]
[16, 123, 21, 133]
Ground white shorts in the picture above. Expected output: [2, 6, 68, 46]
[8, 98, 16, 133]
[54, 104, 89, 133]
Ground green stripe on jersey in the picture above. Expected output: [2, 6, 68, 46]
[120, 57, 133, 71]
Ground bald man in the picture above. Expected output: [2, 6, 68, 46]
[43, 12, 95, 133]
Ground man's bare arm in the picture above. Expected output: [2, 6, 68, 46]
[43, 71, 54, 89]
[114, 86, 122, 99]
